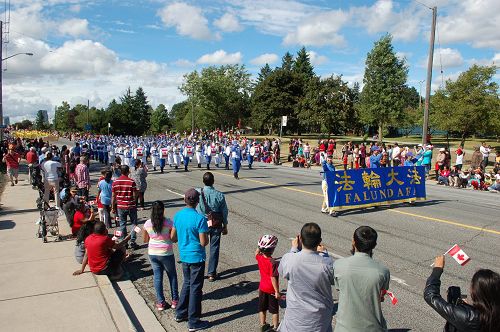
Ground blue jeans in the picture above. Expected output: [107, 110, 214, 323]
[149, 254, 179, 304]
[176, 262, 205, 328]
[207, 228, 222, 276]
[231, 158, 241, 174]
[117, 208, 138, 243]
[247, 155, 253, 168]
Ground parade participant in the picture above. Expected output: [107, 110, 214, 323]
[195, 141, 203, 168]
[204, 142, 213, 170]
[143, 201, 179, 311]
[369, 147, 382, 168]
[278, 223, 334, 332]
[196, 172, 228, 282]
[182, 141, 194, 172]
[230, 140, 242, 179]
[255, 235, 280, 332]
[167, 143, 175, 168]
[173, 143, 181, 169]
[213, 143, 222, 168]
[150, 143, 159, 171]
[159, 144, 169, 173]
[224, 142, 231, 170]
[321, 154, 336, 216]
[107, 143, 114, 166]
[248, 142, 256, 169]
[112, 165, 139, 249]
[171, 188, 210, 331]
[334, 226, 390, 332]
[123, 146, 132, 167]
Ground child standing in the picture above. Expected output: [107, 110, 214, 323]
[256, 235, 280, 332]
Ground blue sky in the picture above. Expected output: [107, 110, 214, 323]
[2, 0, 499, 123]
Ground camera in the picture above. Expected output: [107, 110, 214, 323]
[447, 286, 464, 305]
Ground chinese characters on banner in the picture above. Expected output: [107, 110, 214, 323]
[325, 166, 426, 211]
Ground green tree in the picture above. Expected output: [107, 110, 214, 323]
[34, 110, 47, 130]
[293, 47, 315, 78]
[399, 86, 421, 137]
[431, 65, 499, 145]
[54, 101, 71, 130]
[150, 104, 171, 133]
[134, 87, 153, 135]
[179, 65, 252, 130]
[257, 64, 273, 84]
[359, 34, 409, 141]
[170, 101, 190, 132]
[281, 52, 294, 71]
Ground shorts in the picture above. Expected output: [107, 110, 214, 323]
[7, 167, 18, 178]
[258, 290, 279, 314]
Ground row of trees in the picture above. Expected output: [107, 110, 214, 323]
[14, 34, 499, 142]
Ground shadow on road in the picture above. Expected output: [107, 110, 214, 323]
[0, 219, 15, 230]
[338, 199, 450, 217]
[202, 296, 259, 326]
[216, 263, 259, 281]
[204, 280, 258, 301]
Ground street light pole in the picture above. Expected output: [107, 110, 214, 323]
[0, 20, 34, 140]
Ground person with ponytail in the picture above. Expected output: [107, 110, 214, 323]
[143, 201, 179, 311]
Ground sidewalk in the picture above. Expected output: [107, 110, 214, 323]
[0, 173, 133, 331]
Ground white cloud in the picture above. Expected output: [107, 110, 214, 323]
[69, 4, 81, 13]
[419, 48, 464, 70]
[158, 2, 213, 40]
[197, 50, 242, 65]
[214, 13, 243, 32]
[307, 51, 328, 66]
[438, 0, 500, 49]
[172, 59, 196, 67]
[283, 10, 348, 47]
[229, 0, 321, 36]
[58, 18, 89, 37]
[396, 51, 412, 61]
[250, 53, 278, 66]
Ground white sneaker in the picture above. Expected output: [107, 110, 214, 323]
[321, 208, 328, 213]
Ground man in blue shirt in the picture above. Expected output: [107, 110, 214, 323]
[172, 188, 210, 331]
[230, 140, 242, 179]
[196, 172, 229, 282]
[370, 147, 383, 168]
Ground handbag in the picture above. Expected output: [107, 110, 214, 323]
[201, 189, 224, 229]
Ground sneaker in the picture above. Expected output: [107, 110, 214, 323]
[188, 320, 209, 331]
[170, 300, 178, 309]
[174, 316, 188, 323]
[321, 208, 328, 213]
[261, 323, 271, 332]
[156, 302, 168, 311]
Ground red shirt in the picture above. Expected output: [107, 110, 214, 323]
[112, 175, 137, 210]
[256, 254, 279, 294]
[72, 210, 85, 235]
[85, 233, 115, 273]
[26, 151, 38, 164]
[4, 152, 20, 169]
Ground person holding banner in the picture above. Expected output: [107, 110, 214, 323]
[424, 255, 500, 332]
[321, 154, 336, 216]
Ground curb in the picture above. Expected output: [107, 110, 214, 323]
[94, 274, 165, 332]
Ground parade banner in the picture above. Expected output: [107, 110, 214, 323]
[325, 166, 426, 211]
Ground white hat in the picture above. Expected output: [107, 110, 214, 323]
[426, 145, 433, 149]
[439, 148, 445, 152]
[417, 144, 422, 147]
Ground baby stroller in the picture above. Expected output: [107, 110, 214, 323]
[36, 186, 63, 243]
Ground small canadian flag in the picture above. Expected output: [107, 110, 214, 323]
[114, 230, 122, 237]
[448, 244, 471, 266]
[381, 289, 398, 305]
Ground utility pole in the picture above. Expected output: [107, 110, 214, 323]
[422, 7, 437, 146]
[0, 21, 3, 141]
[87, 99, 90, 132]
[191, 100, 194, 135]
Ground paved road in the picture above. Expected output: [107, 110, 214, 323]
[83, 159, 499, 332]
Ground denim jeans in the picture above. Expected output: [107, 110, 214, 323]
[176, 261, 206, 329]
[207, 228, 222, 276]
[117, 208, 138, 242]
[149, 254, 179, 304]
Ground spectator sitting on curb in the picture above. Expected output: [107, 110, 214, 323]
[73, 221, 130, 280]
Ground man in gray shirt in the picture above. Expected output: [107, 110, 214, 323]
[278, 223, 334, 332]
[333, 226, 390, 332]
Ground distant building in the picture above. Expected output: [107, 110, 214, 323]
[4, 117, 10, 126]
[39, 110, 49, 124]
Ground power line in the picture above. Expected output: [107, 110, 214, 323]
[435, 17, 445, 88]
[410, 0, 433, 10]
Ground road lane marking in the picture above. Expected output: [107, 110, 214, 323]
[212, 171, 500, 236]
[388, 210, 500, 236]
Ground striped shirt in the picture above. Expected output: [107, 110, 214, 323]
[112, 175, 137, 209]
[74, 163, 89, 189]
[144, 218, 174, 256]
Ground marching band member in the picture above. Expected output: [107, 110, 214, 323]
[195, 141, 203, 168]
[248, 141, 256, 169]
[172, 143, 181, 169]
[231, 140, 242, 179]
[214, 142, 222, 168]
[159, 144, 169, 173]
[150, 143, 159, 171]
[182, 141, 194, 172]
[224, 142, 231, 170]
[204, 141, 213, 170]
